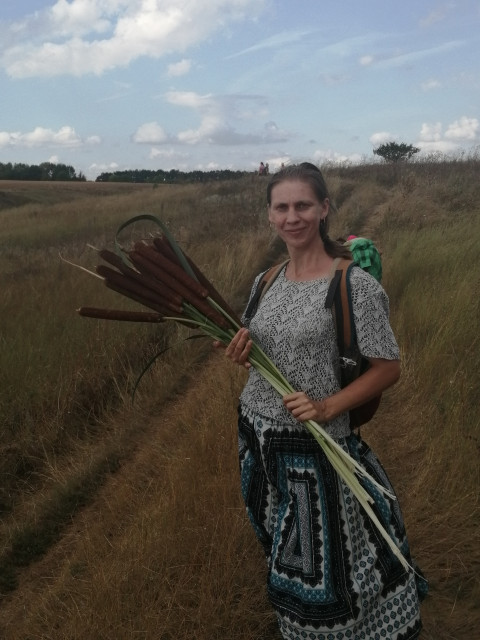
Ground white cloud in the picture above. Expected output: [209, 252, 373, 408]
[149, 147, 182, 159]
[370, 118, 478, 158]
[148, 147, 191, 170]
[177, 115, 224, 145]
[0, 125, 98, 148]
[167, 59, 192, 77]
[419, 122, 442, 142]
[154, 91, 291, 146]
[0, 132, 13, 146]
[313, 148, 363, 165]
[132, 122, 168, 144]
[1, 0, 267, 77]
[416, 116, 479, 154]
[444, 116, 479, 140]
[369, 132, 397, 146]
[417, 139, 459, 154]
[50, 0, 115, 37]
[86, 135, 102, 145]
[166, 90, 213, 109]
[86, 161, 119, 180]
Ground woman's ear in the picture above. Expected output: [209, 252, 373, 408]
[321, 198, 330, 219]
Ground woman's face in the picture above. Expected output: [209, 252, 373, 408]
[268, 179, 328, 251]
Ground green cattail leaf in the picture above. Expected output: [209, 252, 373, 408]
[114, 214, 197, 281]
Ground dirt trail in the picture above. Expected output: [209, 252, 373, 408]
[0, 359, 212, 623]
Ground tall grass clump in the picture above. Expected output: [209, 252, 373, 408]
[369, 214, 480, 638]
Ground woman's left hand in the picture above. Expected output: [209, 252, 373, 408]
[283, 392, 329, 423]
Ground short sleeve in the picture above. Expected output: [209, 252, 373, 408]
[349, 267, 400, 360]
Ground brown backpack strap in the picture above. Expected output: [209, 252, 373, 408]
[325, 258, 354, 353]
[337, 258, 353, 349]
[243, 259, 289, 321]
[258, 259, 290, 305]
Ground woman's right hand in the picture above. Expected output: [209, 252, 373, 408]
[215, 327, 253, 369]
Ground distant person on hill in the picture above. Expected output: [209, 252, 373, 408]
[258, 162, 265, 176]
[345, 234, 383, 282]
[217, 163, 427, 639]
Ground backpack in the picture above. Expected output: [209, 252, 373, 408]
[243, 258, 381, 429]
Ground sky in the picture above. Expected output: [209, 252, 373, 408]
[0, 1, 479, 181]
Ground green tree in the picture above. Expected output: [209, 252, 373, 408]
[373, 141, 420, 163]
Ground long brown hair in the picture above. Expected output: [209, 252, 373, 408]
[267, 163, 351, 259]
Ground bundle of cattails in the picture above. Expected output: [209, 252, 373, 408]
[76, 215, 412, 571]
[78, 234, 241, 339]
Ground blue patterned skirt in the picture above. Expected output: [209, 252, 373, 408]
[238, 406, 427, 640]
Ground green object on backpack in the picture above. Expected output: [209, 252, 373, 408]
[346, 236, 382, 283]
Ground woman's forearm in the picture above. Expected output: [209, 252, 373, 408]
[323, 358, 400, 421]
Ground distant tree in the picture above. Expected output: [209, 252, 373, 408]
[40, 162, 56, 180]
[373, 141, 420, 163]
[51, 163, 77, 181]
[0, 162, 13, 179]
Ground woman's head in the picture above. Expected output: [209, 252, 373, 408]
[266, 163, 331, 208]
[266, 163, 350, 259]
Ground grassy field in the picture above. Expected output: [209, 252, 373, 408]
[0, 161, 479, 639]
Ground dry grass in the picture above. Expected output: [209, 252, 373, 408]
[0, 163, 479, 638]
[1, 359, 278, 639]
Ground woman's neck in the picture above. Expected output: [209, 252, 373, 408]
[285, 249, 334, 281]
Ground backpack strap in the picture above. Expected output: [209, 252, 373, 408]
[243, 259, 289, 321]
[325, 258, 356, 384]
[325, 258, 382, 429]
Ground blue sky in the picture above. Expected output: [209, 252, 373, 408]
[1, 1, 479, 180]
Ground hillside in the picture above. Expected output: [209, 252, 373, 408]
[0, 163, 479, 639]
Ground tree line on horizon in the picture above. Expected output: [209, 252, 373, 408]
[0, 143, 424, 185]
[0, 161, 86, 182]
[94, 167, 250, 183]
[0, 162, 250, 184]
[95, 144, 423, 183]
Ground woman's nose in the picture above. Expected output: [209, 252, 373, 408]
[285, 206, 299, 221]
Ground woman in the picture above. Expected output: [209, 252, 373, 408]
[223, 163, 427, 639]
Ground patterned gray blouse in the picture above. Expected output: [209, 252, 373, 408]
[239, 264, 400, 438]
